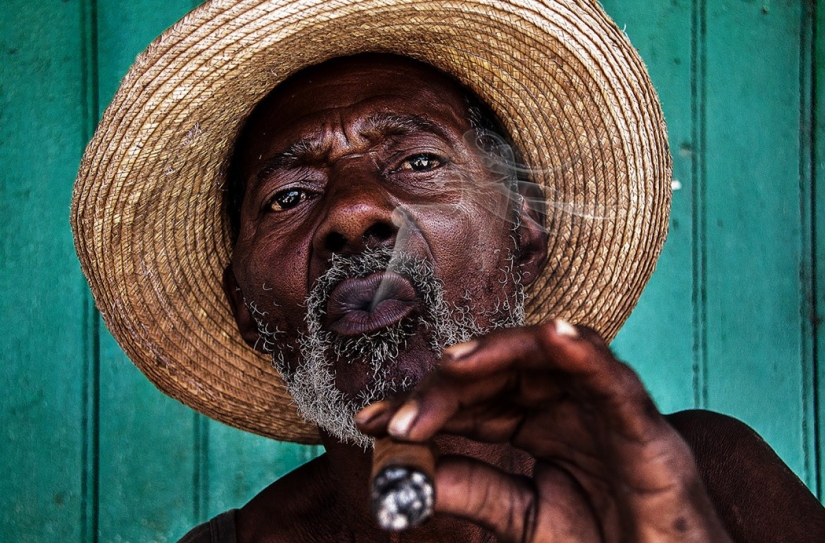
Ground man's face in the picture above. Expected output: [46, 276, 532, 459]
[227, 56, 540, 446]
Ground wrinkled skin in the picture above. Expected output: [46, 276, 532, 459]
[223, 55, 825, 542]
[356, 324, 726, 542]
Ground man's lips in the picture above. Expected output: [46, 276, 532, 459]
[325, 272, 418, 336]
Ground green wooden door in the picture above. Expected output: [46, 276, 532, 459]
[604, 0, 825, 495]
[2, 0, 823, 540]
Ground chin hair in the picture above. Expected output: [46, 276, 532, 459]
[263, 247, 525, 448]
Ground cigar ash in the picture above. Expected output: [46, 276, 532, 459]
[371, 465, 435, 531]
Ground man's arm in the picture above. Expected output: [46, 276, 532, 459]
[668, 410, 825, 542]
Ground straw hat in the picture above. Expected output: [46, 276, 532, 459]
[71, 0, 671, 444]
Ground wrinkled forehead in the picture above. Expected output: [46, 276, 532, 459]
[225, 53, 513, 239]
[236, 54, 474, 163]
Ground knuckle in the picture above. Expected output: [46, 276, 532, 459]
[574, 324, 610, 350]
[613, 360, 648, 397]
[486, 474, 536, 543]
[513, 475, 539, 543]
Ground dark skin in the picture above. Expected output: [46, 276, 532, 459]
[224, 55, 825, 542]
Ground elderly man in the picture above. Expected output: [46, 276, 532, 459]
[72, 0, 825, 541]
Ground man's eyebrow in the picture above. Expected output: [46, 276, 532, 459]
[359, 112, 452, 141]
[255, 139, 326, 182]
[254, 113, 454, 182]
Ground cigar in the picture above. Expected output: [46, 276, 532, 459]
[371, 436, 436, 531]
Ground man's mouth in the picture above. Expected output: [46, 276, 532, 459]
[324, 271, 419, 336]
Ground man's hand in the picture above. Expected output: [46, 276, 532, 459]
[355, 320, 733, 542]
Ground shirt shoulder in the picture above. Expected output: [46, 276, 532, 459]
[178, 509, 238, 543]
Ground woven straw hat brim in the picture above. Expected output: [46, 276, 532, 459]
[71, 0, 671, 444]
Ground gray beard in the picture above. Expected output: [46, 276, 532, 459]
[261, 247, 525, 448]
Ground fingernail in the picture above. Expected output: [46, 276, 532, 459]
[388, 400, 419, 438]
[554, 319, 578, 338]
[354, 401, 390, 425]
[444, 340, 479, 360]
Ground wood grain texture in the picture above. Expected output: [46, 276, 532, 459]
[0, 1, 89, 540]
[702, 0, 811, 485]
[602, 0, 696, 415]
[607, 0, 822, 492]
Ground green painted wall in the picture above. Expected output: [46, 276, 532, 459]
[1, 0, 822, 540]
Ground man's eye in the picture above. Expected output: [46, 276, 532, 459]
[400, 154, 443, 172]
[268, 188, 310, 212]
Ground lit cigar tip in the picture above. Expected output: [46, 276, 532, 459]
[371, 465, 435, 531]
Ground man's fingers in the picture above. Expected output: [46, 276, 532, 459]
[439, 320, 634, 405]
[357, 320, 665, 450]
[441, 321, 616, 379]
[435, 455, 538, 542]
[435, 456, 600, 543]
[384, 372, 538, 442]
[440, 321, 666, 440]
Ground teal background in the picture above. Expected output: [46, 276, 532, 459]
[1, 0, 823, 540]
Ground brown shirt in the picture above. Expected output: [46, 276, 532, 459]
[178, 510, 237, 543]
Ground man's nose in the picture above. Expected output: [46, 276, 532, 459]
[312, 171, 397, 259]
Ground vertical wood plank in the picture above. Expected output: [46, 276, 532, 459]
[798, 0, 820, 499]
[814, 0, 824, 501]
[0, 1, 88, 540]
[703, 0, 811, 484]
[80, 2, 100, 538]
[691, 0, 709, 411]
[600, 0, 697, 414]
[93, 1, 203, 540]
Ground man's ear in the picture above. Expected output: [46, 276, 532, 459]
[515, 180, 548, 288]
[222, 264, 263, 350]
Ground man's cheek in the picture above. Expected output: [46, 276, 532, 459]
[236, 271, 304, 344]
[242, 252, 305, 311]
